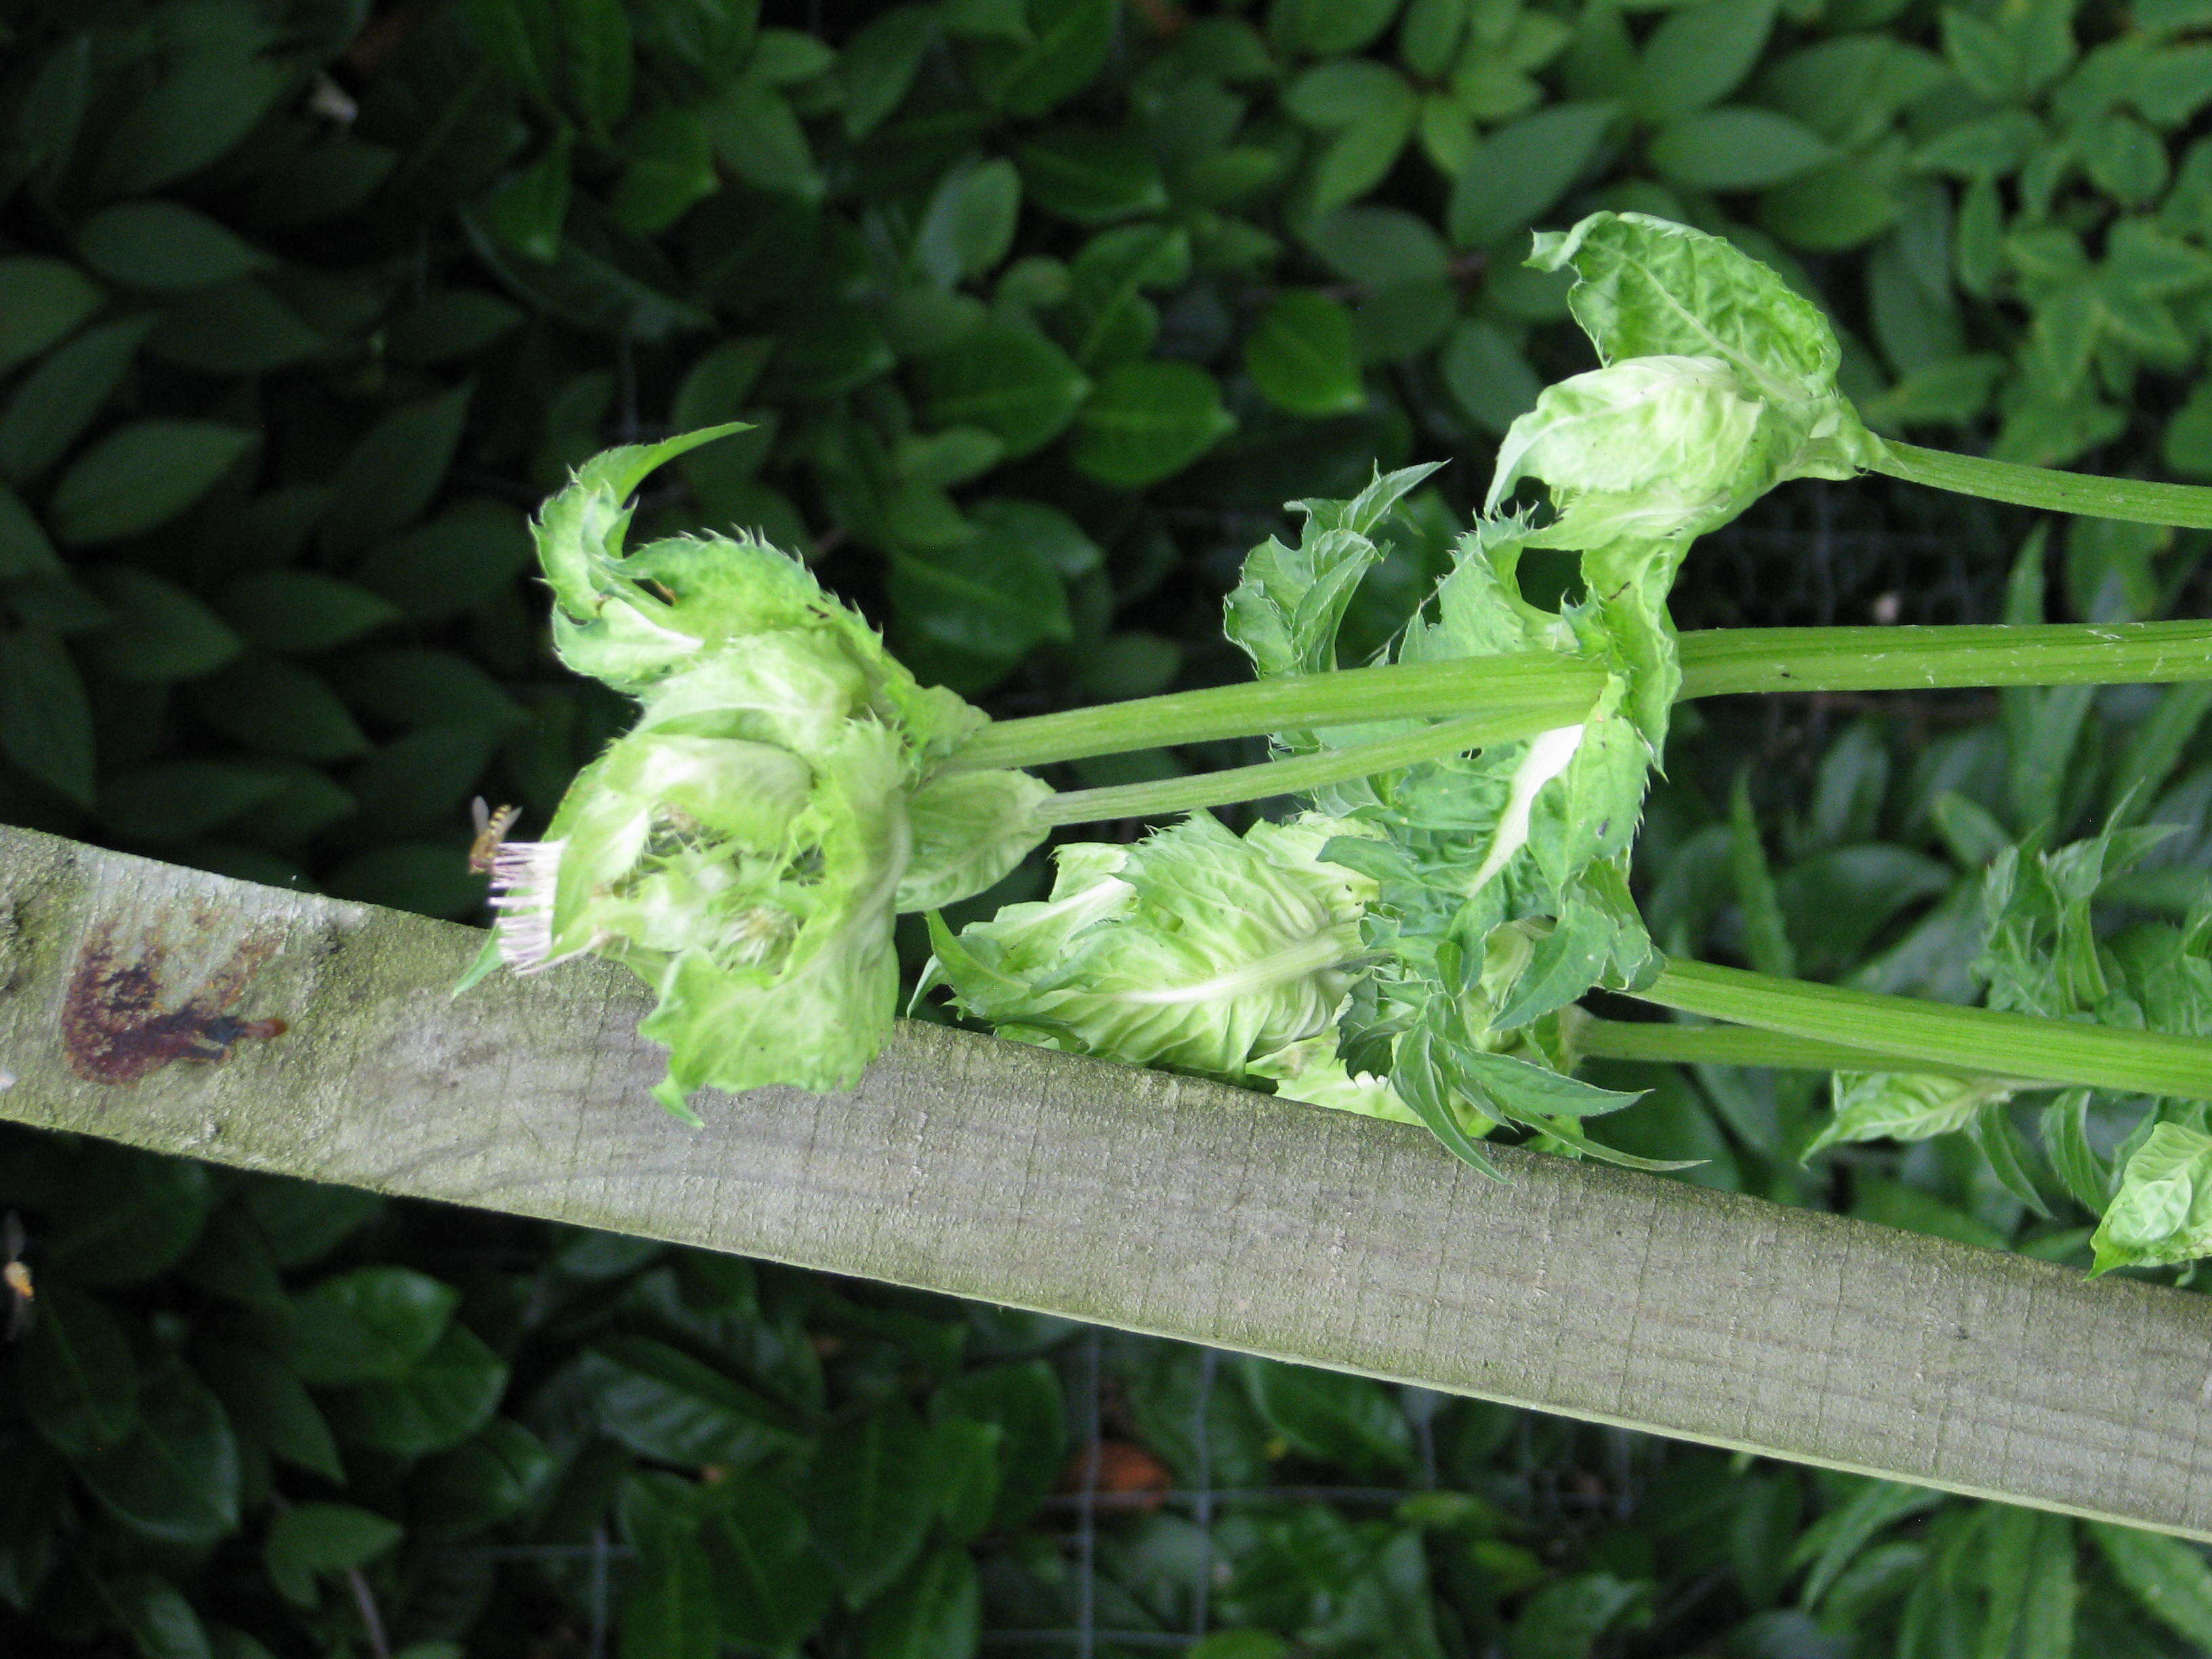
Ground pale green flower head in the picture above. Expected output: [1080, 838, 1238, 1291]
[926, 813, 1378, 1084]
[2092, 1122, 2212, 1274]
[476, 426, 1050, 1115]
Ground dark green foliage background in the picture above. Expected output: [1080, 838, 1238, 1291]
[7, 0, 2212, 908]
[8, 0, 2212, 1652]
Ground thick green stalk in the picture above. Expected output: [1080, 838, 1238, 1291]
[952, 655, 1601, 771]
[1040, 707, 1585, 826]
[1676, 621, 2212, 698]
[1629, 961, 2212, 1101]
[1873, 441, 2212, 529]
[1568, 1012, 2020, 1082]
[968, 622, 2212, 773]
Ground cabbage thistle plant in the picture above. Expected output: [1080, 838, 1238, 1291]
[460, 426, 1051, 1116]
[487, 213, 2212, 1262]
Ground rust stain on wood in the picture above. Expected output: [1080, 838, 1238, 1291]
[62, 912, 289, 1084]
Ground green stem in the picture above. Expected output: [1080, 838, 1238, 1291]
[1041, 707, 1586, 825]
[967, 621, 2212, 772]
[1628, 960, 2212, 1101]
[951, 655, 1602, 772]
[1873, 441, 2212, 529]
[1568, 1012, 2022, 1082]
[1676, 620, 2212, 698]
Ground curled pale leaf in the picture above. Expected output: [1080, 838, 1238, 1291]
[1249, 1035, 1419, 1123]
[2091, 1122, 2212, 1273]
[1528, 210, 1884, 470]
[1804, 1071, 2015, 1158]
[897, 768, 1055, 913]
[1490, 356, 1786, 548]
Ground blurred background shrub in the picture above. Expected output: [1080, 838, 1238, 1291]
[3, 0, 2208, 909]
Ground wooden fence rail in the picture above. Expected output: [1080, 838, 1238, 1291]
[3, 824, 2211, 1538]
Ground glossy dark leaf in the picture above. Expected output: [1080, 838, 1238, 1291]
[17, 1282, 138, 1457]
[1071, 361, 1233, 487]
[323, 1322, 509, 1457]
[804, 1401, 941, 1607]
[702, 1474, 834, 1652]
[321, 386, 475, 560]
[859, 1547, 981, 1659]
[583, 1334, 804, 1468]
[933, 1359, 1067, 1528]
[77, 1361, 239, 1545]
[288, 1266, 459, 1385]
[913, 321, 1088, 458]
[621, 1526, 722, 1659]
[410, 1418, 556, 1540]
[194, 1336, 344, 1482]
[1241, 1357, 1414, 1479]
[239, 1174, 382, 1269]
[264, 1502, 403, 1605]
[42, 1149, 214, 1285]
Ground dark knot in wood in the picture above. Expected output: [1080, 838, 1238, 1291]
[62, 913, 288, 1084]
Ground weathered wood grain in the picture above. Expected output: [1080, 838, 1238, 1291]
[3, 823, 2210, 1537]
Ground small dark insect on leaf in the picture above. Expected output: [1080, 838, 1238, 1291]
[468, 797, 521, 874]
[4, 1210, 31, 1340]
